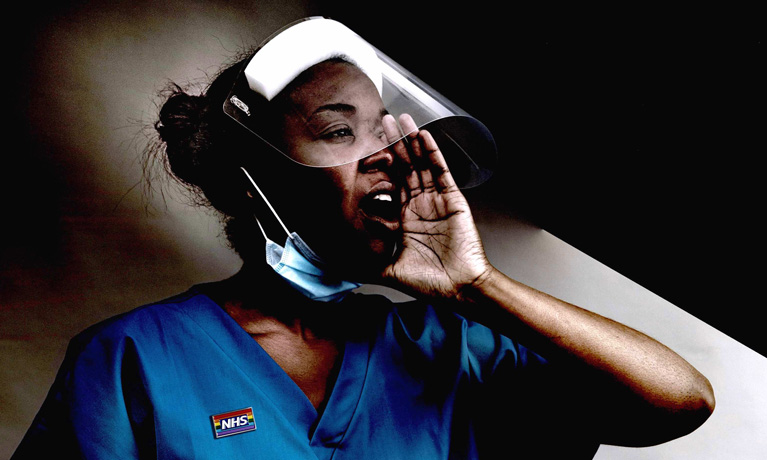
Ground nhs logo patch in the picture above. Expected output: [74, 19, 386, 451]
[211, 407, 256, 438]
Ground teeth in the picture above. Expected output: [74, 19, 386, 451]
[373, 193, 392, 202]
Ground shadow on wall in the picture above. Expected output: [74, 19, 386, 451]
[2, 1, 316, 456]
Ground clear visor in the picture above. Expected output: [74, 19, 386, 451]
[223, 17, 496, 188]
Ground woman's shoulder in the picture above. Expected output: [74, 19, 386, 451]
[67, 287, 217, 353]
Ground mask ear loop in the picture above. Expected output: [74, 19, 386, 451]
[240, 167, 292, 242]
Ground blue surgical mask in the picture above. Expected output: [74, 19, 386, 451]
[265, 232, 361, 302]
[241, 167, 361, 303]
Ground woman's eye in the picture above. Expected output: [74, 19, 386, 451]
[321, 127, 353, 140]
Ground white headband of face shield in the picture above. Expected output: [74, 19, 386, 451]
[224, 17, 496, 186]
[245, 17, 383, 101]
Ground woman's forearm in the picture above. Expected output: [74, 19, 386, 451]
[458, 266, 715, 446]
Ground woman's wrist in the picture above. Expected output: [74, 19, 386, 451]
[455, 264, 504, 305]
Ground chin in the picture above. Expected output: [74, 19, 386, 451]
[367, 236, 396, 264]
[302, 223, 393, 280]
[341, 228, 398, 279]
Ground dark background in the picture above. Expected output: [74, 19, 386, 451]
[4, 2, 763, 359]
[319, 4, 764, 356]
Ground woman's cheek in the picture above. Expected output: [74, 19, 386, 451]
[302, 169, 359, 233]
[322, 166, 360, 221]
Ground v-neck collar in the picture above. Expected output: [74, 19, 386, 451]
[177, 288, 372, 459]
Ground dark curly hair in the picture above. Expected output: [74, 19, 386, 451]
[144, 53, 285, 262]
[143, 52, 366, 264]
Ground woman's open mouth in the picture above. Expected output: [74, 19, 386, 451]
[360, 188, 401, 231]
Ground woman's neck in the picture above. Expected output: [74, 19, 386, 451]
[201, 262, 341, 337]
[202, 263, 344, 410]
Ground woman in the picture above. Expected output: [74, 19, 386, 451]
[13, 17, 714, 459]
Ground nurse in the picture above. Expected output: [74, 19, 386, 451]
[13, 17, 714, 459]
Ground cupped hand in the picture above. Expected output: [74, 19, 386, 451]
[380, 113, 493, 300]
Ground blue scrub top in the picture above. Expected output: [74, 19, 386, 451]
[13, 287, 565, 459]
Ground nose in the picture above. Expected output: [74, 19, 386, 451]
[359, 142, 394, 173]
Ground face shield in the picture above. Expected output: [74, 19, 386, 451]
[223, 17, 496, 189]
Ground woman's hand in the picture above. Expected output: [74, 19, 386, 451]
[380, 114, 493, 300]
[378, 118, 713, 447]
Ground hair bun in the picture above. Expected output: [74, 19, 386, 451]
[156, 88, 211, 187]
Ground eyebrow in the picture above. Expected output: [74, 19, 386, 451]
[311, 103, 356, 117]
[310, 104, 390, 119]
